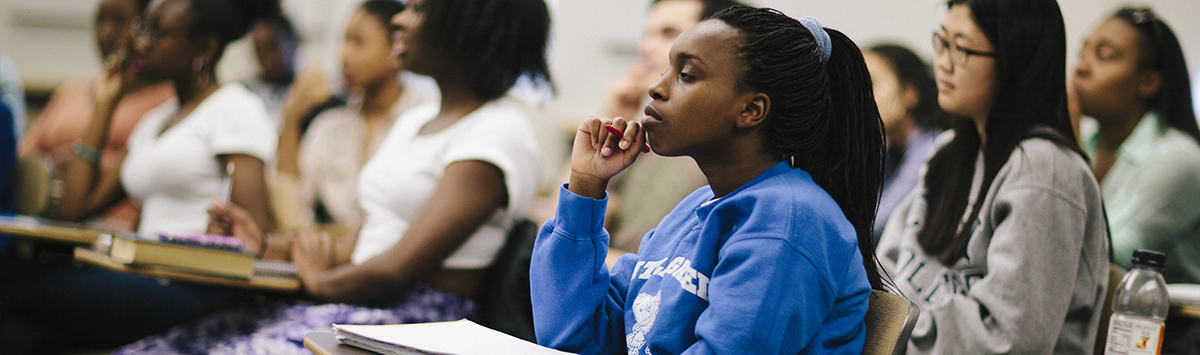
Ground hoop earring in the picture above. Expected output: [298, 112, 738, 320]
[192, 58, 209, 89]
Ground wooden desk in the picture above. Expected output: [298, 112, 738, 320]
[304, 332, 376, 355]
[74, 247, 300, 293]
[1171, 303, 1200, 320]
[0, 214, 106, 245]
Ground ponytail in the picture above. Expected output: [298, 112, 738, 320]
[819, 29, 887, 291]
[712, 6, 887, 290]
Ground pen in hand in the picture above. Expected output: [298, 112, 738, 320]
[604, 125, 651, 153]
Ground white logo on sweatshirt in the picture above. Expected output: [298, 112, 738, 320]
[627, 291, 661, 355]
[631, 256, 710, 300]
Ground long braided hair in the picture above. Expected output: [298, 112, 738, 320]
[712, 6, 887, 290]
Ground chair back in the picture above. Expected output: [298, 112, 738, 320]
[14, 155, 50, 216]
[863, 289, 920, 355]
[478, 218, 540, 342]
[1094, 263, 1125, 355]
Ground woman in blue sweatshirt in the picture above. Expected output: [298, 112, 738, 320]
[531, 6, 887, 354]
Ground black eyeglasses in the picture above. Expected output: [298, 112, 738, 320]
[932, 32, 995, 66]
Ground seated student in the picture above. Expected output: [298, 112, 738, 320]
[112, 0, 550, 353]
[1, 0, 277, 353]
[862, 44, 947, 241]
[1071, 8, 1200, 353]
[1073, 7, 1200, 284]
[532, 6, 887, 354]
[18, 0, 174, 230]
[875, 0, 1109, 353]
[272, 0, 434, 232]
[243, 11, 298, 128]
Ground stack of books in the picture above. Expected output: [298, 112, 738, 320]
[96, 232, 295, 280]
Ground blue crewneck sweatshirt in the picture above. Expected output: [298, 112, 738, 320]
[530, 161, 870, 355]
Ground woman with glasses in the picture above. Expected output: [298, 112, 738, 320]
[17, 0, 173, 231]
[1, 0, 276, 353]
[876, 0, 1109, 353]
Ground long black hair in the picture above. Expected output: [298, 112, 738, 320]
[1112, 7, 1199, 144]
[918, 0, 1084, 265]
[711, 6, 887, 290]
[866, 44, 949, 130]
[420, 0, 553, 101]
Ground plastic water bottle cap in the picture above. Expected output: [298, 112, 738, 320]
[1131, 249, 1166, 269]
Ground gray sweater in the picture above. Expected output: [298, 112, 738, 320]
[877, 135, 1110, 354]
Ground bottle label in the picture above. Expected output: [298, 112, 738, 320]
[1104, 314, 1164, 355]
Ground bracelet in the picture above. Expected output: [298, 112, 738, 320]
[72, 140, 102, 165]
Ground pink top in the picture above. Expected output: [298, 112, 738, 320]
[20, 79, 175, 169]
[18, 79, 175, 230]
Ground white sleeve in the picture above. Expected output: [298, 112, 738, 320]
[441, 108, 542, 218]
[210, 89, 278, 162]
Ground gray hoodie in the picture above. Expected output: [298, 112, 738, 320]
[877, 134, 1110, 354]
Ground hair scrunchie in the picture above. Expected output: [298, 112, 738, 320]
[800, 16, 831, 63]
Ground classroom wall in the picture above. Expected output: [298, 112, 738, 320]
[1, 0, 1198, 131]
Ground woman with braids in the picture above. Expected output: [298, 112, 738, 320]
[113, 0, 550, 353]
[531, 6, 886, 354]
[875, 0, 1109, 353]
[1, 0, 275, 353]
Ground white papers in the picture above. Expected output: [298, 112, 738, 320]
[1167, 283, 1200, 306]
[332, 319, 575, 355]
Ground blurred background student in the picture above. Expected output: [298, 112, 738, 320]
[113, 0, 550, 353]
[1072, 6, 1200, 353]
[1073, 6, 1200, 285]
[862, 43, 947, 241]
[271, 0, 434, 233]
[0, 0, 277, 353]
[242, 11, 298, 128]
[17, 0, 174, 231]
[876, 0, 1110, 353]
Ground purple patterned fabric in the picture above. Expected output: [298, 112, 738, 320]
[113, 284, 476, 355]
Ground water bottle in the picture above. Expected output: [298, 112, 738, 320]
[1104, 249, 1170, 355]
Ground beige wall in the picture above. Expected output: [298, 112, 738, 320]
[1, 0, 1198, 124]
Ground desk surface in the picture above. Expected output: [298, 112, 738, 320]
[1171, 303, 1200, 320]
[304, 332, 376, 355]
[74, 247, 300, 293]
[0, 214, 105, 245]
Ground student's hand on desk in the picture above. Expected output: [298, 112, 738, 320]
[206, 200, 265, 256]
[292, 231, 336, 295]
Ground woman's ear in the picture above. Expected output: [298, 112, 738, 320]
[1137, 69, 1162, 100]
[902, 82, 920, 111]
[736, 93, 770, 129]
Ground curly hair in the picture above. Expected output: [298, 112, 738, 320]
[420, 0, 553, 101]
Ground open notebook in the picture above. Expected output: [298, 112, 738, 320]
[332, 319, 575, 355]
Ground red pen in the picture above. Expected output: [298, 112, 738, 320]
[604, 125, 651, 153]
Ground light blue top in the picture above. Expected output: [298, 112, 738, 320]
[531, 161, 870, 355]
[1082, 112, 1200, 283]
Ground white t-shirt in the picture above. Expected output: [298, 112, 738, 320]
[122, 84, 277, 235]
[295, 87, 431, 227]
[352, 97, 542, 269]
